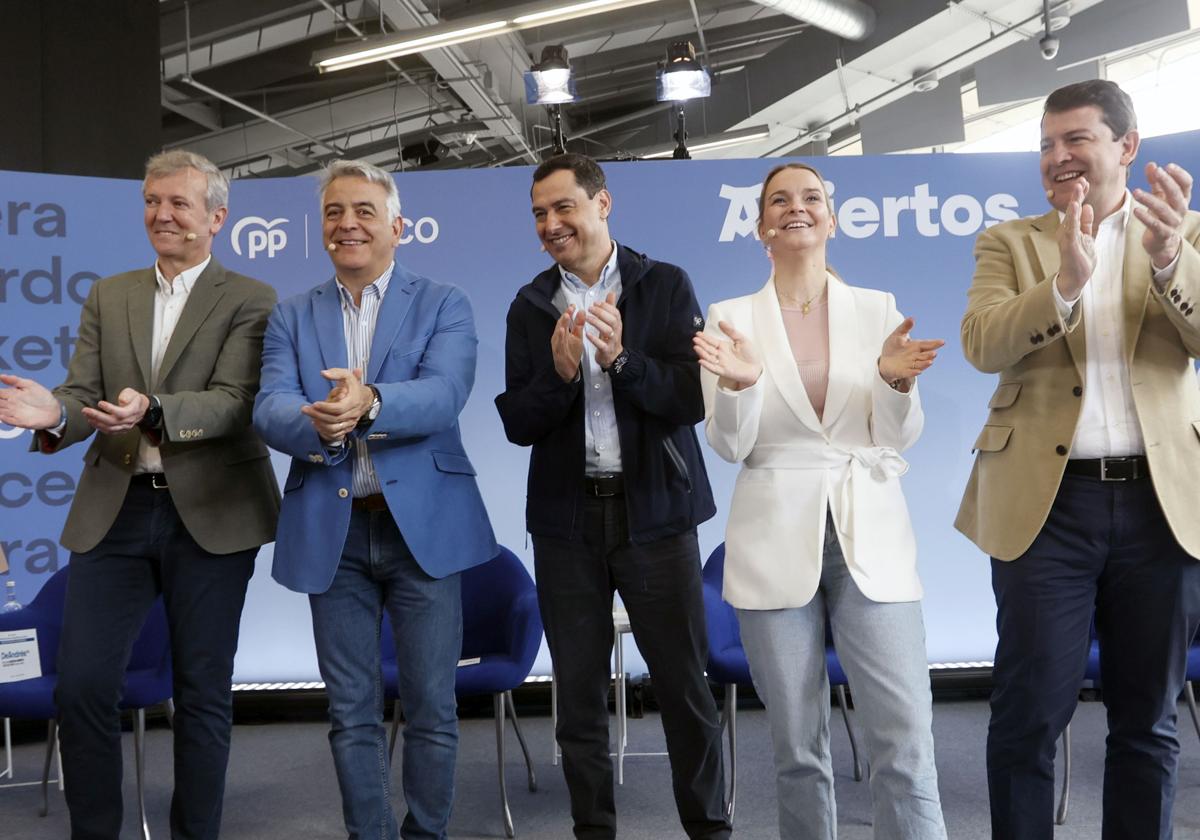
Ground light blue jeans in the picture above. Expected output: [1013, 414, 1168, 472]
[736, 518, 946, 840]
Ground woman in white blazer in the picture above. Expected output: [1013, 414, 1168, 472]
[693, 163, 947, 839]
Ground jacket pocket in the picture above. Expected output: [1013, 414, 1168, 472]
[972, 424, 1013, 453]
[391, 339, 430, 359]
[988, 382, 1022, 409]
[662, 437, 693, 493]
[432, 450, 477, 476]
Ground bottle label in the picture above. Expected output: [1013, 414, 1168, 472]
[0, 629, 42, 683]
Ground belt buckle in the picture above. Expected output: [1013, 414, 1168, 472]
[1099, 457, 1129, 482]
[151, 474, 168, 490]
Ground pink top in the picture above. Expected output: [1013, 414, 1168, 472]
[780, 301, 830, 420]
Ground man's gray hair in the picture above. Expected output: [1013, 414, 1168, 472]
[144, 150, 229, 212]
[318, 159, 402, 221]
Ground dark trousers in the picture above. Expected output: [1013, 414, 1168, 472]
[987, 473, 1200, 840]
[533, 495, 730, 840]
[55, 482, 257, 840]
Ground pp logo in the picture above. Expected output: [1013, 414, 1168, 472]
[231, 217, 289, 259]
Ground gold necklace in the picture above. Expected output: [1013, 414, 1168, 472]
[776, 287, 826, 315]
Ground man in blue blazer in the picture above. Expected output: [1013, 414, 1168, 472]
[253, 159, 495, 840]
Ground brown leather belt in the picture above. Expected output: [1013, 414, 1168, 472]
[352, 493, 388, 511]
[1064, 456, 1149, 482]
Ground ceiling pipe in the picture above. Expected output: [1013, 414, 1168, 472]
[749, 0, 876, 41]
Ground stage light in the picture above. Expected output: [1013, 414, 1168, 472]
[525, 45, 576, 105]
[656, 41, 711, 160]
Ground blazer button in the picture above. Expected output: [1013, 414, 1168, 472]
[338, 488, 349, 498]
[1056, 445, 1068, 456]
[123, 453, 132, 465]
[1072, 386, 1082, 397]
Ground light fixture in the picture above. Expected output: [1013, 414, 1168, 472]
[313, 0, 665, 73]
[912, 70, 939, 93]
[526, 45, 575, 157]
[656, 41, 711, 160]
[805, 127, 833, 143]
[641, 125, 771, 159]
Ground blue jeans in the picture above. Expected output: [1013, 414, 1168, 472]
[310, 508, 462, 840]
[737, 518, 946, 840]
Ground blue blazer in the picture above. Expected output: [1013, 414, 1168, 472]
[254, 264, 496, 594]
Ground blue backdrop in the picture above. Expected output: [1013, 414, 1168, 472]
[3, 131, 1198, 682]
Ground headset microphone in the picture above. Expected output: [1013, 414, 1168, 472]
[185, 232, 198, 241]
[327, 242, 338, 252]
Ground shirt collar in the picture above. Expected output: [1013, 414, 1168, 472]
[1055, 189, 1131, 233]
[336, 261, 395, 308]
[559, 241, 619, 292]
[154, 255, 210, 295]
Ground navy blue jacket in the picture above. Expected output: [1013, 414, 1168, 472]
[495, 244, 716, 543]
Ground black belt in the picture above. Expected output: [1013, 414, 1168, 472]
[1064, 456, 1149, 481]
[582, 474, 624, 498]
[130, 473, 168, 489]
[352, 494, 388, 512]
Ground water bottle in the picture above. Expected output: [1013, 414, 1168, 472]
[0, 579, 21, 613]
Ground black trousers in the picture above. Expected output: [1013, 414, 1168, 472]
[55, 482, 257, 840]
[987, 472, 1200, 840]
[533, 495, 730, 840]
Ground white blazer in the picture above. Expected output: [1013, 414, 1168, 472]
[702, 274, 926, 610]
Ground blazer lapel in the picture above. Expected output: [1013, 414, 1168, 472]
[126, 269, 156, 389]
[1121, 213, 1152, 361]
[821, 275, 855, 429]
[752, 277, 823, 435]
[366, 266, 417, 382]
[156, 260, 225, 387]
[312, 279, 349, 371]
[1029, 210, 1087, 382]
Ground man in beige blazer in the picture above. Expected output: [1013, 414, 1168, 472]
[956, 80, 1200, 840]
[0, 150, 279, 840]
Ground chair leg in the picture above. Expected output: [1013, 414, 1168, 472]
[388, 700, 402, 764]
[1184, 682, 1200, 742]
[1056, 723, 1071, 825]
[134, 709, 151, 840]
[504, 691, 537, 792]
[835, 685, 864, 782]
[164, 699, 176, 728]
[494, 693, 515, 838]
[40, 720, 57, 817]
[725, 684, 737, 823]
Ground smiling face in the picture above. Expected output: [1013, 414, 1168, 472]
[321, 175, 403, 284]
[530, 168, 612, 279]
[1040, 104, 1139, 218]
[757, 165, 835, 253]
[143, 167, 226, 273]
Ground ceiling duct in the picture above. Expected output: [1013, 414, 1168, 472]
[750, 0, 875, 40]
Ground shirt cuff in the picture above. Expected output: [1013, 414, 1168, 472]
[1051, 274, 1080, 320]
[1152, 250, 1181, 292]
[47, 403, 67, 438]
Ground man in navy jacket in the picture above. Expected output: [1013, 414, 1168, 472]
[495, 154, 728, 840]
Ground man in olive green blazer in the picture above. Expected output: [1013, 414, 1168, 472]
[956, 80, 1200, 840]
[0, 150, 279, 840]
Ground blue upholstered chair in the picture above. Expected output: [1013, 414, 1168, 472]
[701, 543, 863, 822]
[0, 566, 173, 840]
[383, 546, 543, 838]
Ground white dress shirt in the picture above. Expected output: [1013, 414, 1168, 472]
[1052, 191, 1178, 458]
[135, 256, 210, 473]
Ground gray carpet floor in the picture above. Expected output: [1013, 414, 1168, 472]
[4, 697, 1200, 838]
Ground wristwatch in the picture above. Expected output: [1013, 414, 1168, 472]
[358, 386, 382, 429]
[606, 349, 630, 376]
[138, 395, 163, 431]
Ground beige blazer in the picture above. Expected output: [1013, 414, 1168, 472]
[702, 275, 926, 610]
[36, 259, 281, 555]
[956, 209, 1200, 561]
